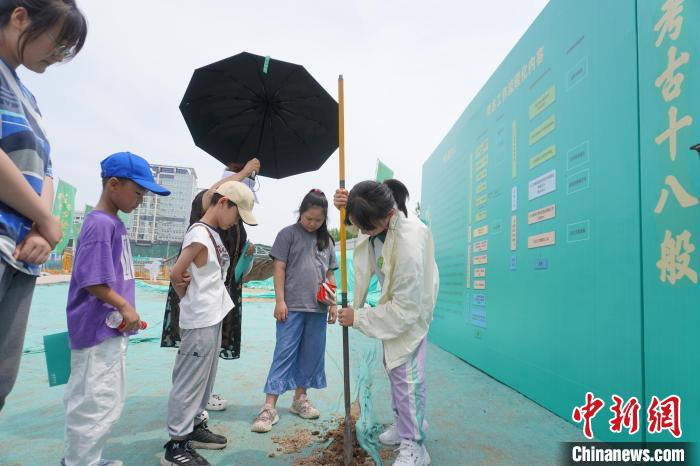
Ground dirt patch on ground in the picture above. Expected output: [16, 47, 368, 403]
[272, 429, 314, 454]
[270, 402, 390, 465]
[293, 412, 373, 465]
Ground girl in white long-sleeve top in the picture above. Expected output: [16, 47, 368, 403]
[335, 179, 438, 466]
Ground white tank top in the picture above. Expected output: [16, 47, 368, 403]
[179, 223, 234, 329]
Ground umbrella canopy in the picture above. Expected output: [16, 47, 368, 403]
[180, 52, 339, 179]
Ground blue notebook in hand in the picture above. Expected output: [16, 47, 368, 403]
[234, 241, 254, 283]
[43, 331, 71, 387]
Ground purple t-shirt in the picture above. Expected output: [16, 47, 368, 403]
[66, 210, 136, 350]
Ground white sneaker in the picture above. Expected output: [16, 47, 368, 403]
[206, 393, 227, 411]
[393, 440, 430, 466]
[251, 405, 279, 433]
[380, 419, 429, 446]
[195, 410, 209, 424]
[290, 394, 320, 419]
[379, 422, 401, 445]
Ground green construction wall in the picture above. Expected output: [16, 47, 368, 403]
[421, 0, 698, 446]
[638, 0, 699, 445]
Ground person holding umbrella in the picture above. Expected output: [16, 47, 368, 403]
[161, 158, 260, 415]
[335, 179, 438, 466]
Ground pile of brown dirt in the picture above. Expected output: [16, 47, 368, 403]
[293, 417, 374, 466]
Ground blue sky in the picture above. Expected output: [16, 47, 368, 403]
[23, 0, 548, 244]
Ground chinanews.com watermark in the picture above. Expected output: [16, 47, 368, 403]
[562, 392, 691, 464]
[562, 443, 691, 465]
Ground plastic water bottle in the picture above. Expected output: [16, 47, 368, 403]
[105, 310, 147, 331]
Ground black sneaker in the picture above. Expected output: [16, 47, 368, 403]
[187, 420, 228, 450]
[161, 440, 210, 466]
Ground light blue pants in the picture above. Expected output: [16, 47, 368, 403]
[387, 337, 428, 443]
[264, 311, 327, 395]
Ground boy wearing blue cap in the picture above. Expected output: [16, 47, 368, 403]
[62, 152, 170, 466]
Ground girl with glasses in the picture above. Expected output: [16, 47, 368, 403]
[0, 0, 87, 416]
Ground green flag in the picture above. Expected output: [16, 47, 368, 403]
[375, 159, 394, 182]
[71, 220, 82, 246]
[71, 205, 94, 250]
[51, 179, 76, 256]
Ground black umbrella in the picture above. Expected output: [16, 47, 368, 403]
[180, 52, 339, 179]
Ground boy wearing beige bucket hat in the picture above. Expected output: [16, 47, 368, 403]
[163, 180, 257, 466]
[214, 181, 258, 226]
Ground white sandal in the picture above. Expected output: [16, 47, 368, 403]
[206, 393, 227, 411]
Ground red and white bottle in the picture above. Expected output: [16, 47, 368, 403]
[105, 310, 147, 331]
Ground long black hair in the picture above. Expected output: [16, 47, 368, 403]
[298, 189, 333, 251]
[0, 0, 88, 62]
[345, 179, 409, 231]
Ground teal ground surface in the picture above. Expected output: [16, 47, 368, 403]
[0, 283, 582, 465]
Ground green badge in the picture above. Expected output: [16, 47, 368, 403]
[376, 256, 384, 269]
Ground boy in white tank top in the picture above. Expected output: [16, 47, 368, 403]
[162, 181, 257, 466]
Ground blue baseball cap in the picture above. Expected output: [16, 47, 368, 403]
[100, 151, 171, 196]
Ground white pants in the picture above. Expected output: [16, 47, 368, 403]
[63, 336, 128, 466]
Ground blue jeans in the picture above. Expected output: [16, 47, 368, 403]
[264, 311, 327, 395]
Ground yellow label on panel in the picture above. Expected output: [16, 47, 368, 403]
[476, 155, 489, 171]
[529, 144, 556, 169]
[476, 182, 488, 194]
[474, 225, 489, 237]
[466, 246, 472, 288]
[512, 120, 517, 179]
[474, 279, 486, 290]
[475, 195, 488, 207]
[510, 215, 517, 251]
[529, 85, 556, 120]
[528, 204, 556, 224]
[476, 169, 488, 182]
[475, 210, 488, 222]
[473, 254, 488, 265]
[529, 115, 556, 145]
[474, 267, 486, 278]
[474, 240, 488, 252]
[476, 140, 489, 157]
[528, 231, 556, 248]
[467, 151, 473, 289]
